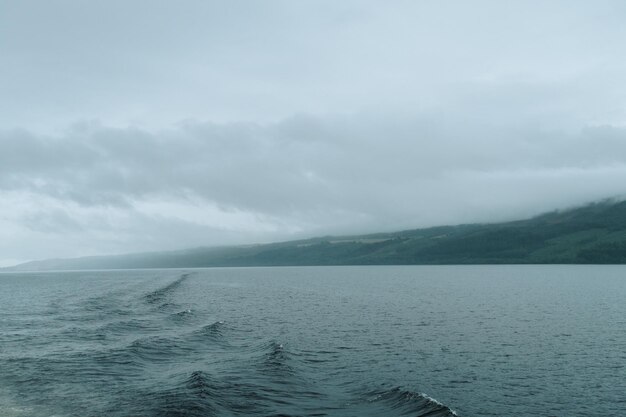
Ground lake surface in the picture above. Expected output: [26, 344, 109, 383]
[0, 266, 625, 417]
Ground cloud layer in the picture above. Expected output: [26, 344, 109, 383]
[2, 116, 626, 265]
[2, 1, 626, 131]
[2, 1, 626, 264]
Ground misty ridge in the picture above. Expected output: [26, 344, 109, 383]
[7, 198, 626, 272]
[3, 118, 626, 266]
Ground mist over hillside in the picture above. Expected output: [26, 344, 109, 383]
[7, 199, 626, 272]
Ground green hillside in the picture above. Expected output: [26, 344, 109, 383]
[7, 200, 626, 271]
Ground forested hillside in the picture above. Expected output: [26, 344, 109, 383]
[8, 200, 626, 271]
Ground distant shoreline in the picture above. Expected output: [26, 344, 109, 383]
[6, 200, 626, 272]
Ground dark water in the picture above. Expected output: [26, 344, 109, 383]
[1, 266, 625, 417]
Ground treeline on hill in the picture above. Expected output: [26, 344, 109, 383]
[8, 200, 626, 271]
[209, 200, 626, 265]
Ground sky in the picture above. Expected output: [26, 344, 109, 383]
[2, 0, 626, 266]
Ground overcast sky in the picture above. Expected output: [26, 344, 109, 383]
[2, 0, 626, 265]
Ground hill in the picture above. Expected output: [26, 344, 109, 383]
[6, 200, 626, 271]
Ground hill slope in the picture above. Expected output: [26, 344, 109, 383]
[7, 200, 626, 271]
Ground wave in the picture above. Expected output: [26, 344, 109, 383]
[264, 341, 289, 365]
[96, 318, 159, 334]
[70, 336, 195, 374]
[4, 346, 462, 417]
[124, 336, 195, 362]
[170, 309, 195, 322]
[185, 321, 231, 349]
[362, 387, 459, 417]
[0, 404, 35, 417]
[127, 370, 282, 417]
[1, 270, 467, 417]
[138, 371, 220, 417]
[198, 320, 225, 336]
[144, 273, 192, 305]
[81, 296, 132, 316]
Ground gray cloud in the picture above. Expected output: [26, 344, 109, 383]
[2, 115, 626, 265]
[2, 1, 626, 130]
[1, 1, 626, 264]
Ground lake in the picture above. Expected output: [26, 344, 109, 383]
[1, 266, 625, 416]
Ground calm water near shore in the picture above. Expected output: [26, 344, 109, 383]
[1, 265, 625, 416]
